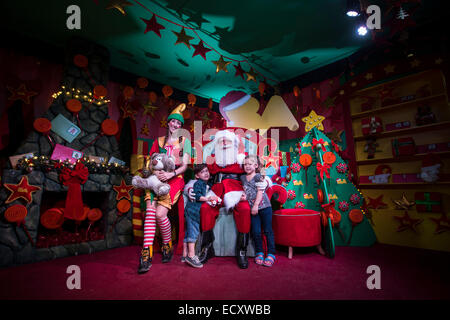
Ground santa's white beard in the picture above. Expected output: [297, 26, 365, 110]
[215, 145, 237, 167]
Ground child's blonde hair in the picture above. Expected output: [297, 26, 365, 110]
[244, 154, 261, 173]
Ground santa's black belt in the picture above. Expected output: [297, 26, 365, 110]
[217, 173, 240, 182]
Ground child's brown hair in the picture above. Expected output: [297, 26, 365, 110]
[193, 163, 208, 175]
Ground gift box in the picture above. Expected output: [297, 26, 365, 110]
[361, 117, 383, 136]
[414, 192, 442, 213]
[50, 144, 83, 164]
[392, 173, 422, 183]
[416, 142, 450, 154]
[385, 121, 411, 132]
[391, 137, 415, 157]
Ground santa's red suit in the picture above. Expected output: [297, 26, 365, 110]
[200, 162, 251, 233]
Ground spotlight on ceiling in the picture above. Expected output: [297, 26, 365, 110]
[357, 24, 368, 36]
[346, 0, 361, 17]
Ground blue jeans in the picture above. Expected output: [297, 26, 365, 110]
[184, 215, 200, 243]
[251, 206, 276, 255]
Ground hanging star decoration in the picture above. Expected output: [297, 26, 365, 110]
[262, 152, 279, 171]
[4, 176, 41, 204]
[367, 195, 388, 209]
[113, 179, 133, 201]
[121, 105, 137, 120]
[192, 40, 212, 60]
[322, 96, 336, 109]
[140, 14, 165, 37]
[429, 214, 450, 234]
[189, 122, 195, 133]
[106, 0, 133, 15]
[142, 103, 159, 118]
[200, 112, 211, 126]
[384, 64, 396, 74]
[172, 27, 195, 49]
[7, 84, 38, 104]
[160, 119, 167, 128]
[392, 193, 416, 210]
[245, 67, 258, 82]
[233, 63, 245, 80]
[212, 56, 231, 73]
[410, 59, 421, 68]
[326, 128, 343, 143]
[186, 11, 210, 28]
[140, 123, 150, 136]
[393, 211, 423, 233]
[302, 110, 325, 132]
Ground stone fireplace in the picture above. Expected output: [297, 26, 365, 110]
[0, 38, 133, 267]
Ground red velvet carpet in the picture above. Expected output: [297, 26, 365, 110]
[0, 243, 449, 300]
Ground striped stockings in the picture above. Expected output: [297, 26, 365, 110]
[143, 208, 172, 247]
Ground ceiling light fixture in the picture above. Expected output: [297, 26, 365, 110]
[346, 0, 361, 17]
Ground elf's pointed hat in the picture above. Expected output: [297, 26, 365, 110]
[167, 103, 186, 124]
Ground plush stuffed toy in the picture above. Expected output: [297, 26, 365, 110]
[132, 153, 175, 196]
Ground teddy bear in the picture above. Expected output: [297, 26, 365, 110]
[132, 153, 175, 196]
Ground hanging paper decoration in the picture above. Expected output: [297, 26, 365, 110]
[336, 162, 348, 174]
[149, 91, 158, 104]
[106, 0, 133, 15]
[140, 123, 150, 136]
[350, 194, 361, 205]
[4, 204, 35, 246]
[392, 193, 415, 210]
[347, 209, 364, 244]
[7, 83, 38, 104]
[234, 63, 245, 79]
[33, 118, 54, 147]
[142, 103, 159, 118]
[322, 152, 336, 165]
[302, 110, 325, 132]
[367, 195, 388, 209]
[66, 99, 82, 127]
[162, 85, 173, 98]
[245, 68, 257, 82]
[192, 40, 212, 60]
[187, 93, 196, 106]
[208, 98, 213, 109]
[86, 208, 103, 239]
[123, 86, 134, 99]
[173, 27, 195, 49]
[140, 14, 165, 37]
[73, 54, 88, 68]
[429, 214, 450, 234]
[93, 85, 108, 99]
[160, 119, 167, 128]
[120, 104, 137, 120]
[258, 82, 266, 96]
[394, 211, 423, 233]
[137, 77, 148, 89]
[40, 208, 65, 230]
[212, 55, 231, 73]
[4, 176, 41, 204]
[183, 109, 191, 120]
[338, 201, 349, 212]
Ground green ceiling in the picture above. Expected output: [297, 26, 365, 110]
[3, 0, 370, 101]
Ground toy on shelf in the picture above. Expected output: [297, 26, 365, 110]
[415, 105, 436, 126]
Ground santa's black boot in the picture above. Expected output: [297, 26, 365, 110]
[236, 232, 249, 269]
[198, 230, 215, 264]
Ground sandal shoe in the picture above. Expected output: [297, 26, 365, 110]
[255, 252, 264, 265]
[263, 254, 275, 267]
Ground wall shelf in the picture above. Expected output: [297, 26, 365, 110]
[356, 150, 450, 165]
[358, 181, 450, 189]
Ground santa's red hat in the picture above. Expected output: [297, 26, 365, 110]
[219, 91, 251, 125]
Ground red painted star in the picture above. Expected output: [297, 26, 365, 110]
[367, 195, 388, 209]
[233, 63, 245, 80]
[429, 214, 450, 234]
[113, 179, 133, 201]
[192, 40, 212, 60]
[262, 152, 279, 171]
[7, 83, 38, 104]
[394, 211, 423, 233]
[4, 176, 41, 204]
[140, 14, 165, 37]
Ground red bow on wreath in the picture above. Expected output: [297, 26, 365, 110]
[312, 138, 326, 152]
[59, 162, 89, 221]
[316, 162, 331, 180]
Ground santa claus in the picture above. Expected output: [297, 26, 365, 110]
[187, 129, 253, 268]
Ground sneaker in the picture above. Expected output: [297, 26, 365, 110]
[161, 243, 174, 263]
[138, 247, 152, 274]
[185, 255, 203, 268]
[181, 256, 186, 263]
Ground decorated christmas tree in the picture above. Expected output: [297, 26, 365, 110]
[283, 125, 376, 247]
